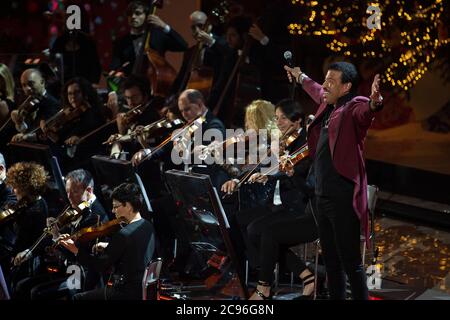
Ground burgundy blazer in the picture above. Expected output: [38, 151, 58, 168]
[303, 77, 376, 242]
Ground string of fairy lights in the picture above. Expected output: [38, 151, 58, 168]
[288, 0, 449, 91]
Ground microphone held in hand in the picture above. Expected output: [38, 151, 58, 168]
[284, 51, 294, 68]
[284, 51, 296, 98]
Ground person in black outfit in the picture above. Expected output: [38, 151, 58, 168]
[171, 11, 226, 98]
[131, 89, 229, 270]
[10, 69, 60, 143]
[105, 75, 162, 160]
[207, 15, 291, 127]
[60, 182, 155, 300]
[4, 162, 48, 295]
[18, 169, 108, 300]
[51, 30, 102, 85]
[285, 62, 383, 300]
[110, 0, 188, 76]
[234, 100, 318, 300]
[33, 77, 106, 173]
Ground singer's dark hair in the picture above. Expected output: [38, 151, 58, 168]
[276, 99, 305, 127]
[327, 62, 359, 94]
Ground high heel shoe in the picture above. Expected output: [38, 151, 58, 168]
[293, 273, 315, 300]
[250, 281, 273, 300]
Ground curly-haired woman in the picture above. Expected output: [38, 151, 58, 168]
[6, 162, 48, 291]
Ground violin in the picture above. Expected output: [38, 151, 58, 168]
[31, 103, 91, 143]
[279, 144, 309, 173]
[279, 126, 300, 155]
[0, 95, 42, 133]
[19, 202, 91, 262]
[70, 216, 128, 243]
[0, 199, 31, 226]
[196, 132, 247, 161]
[138, 115, 206, 164]
[104, 117, 184, 145]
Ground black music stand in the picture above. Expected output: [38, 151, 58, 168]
[6, 142, 67, 206]
[90, 155, 152, 215]
[164, 169, 248, 299]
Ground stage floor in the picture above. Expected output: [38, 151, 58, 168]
[366, 122, 450, 175]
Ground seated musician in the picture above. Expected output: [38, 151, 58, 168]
[38, 77, 105, 172]
[60, 182, 155, 300]
[220, 99, 279, 211]
[105, 75, 163, 159]
[16, 169, 109, 300]
[10, 68, 60, 143]
[237, 99, 318, 300]
[4, 162, 48, 295]
[171, 10, 226, 97]
[207, 15, 279, 127]
[110, 0, 188, 77]
[131, 89, 229, 267]
[132, 89, 228, 191]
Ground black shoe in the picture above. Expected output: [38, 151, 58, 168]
[294, 273, 315, 300]
[253, 287, 273, 300]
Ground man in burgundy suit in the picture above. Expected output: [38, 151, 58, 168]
[285, 62, 383, 300]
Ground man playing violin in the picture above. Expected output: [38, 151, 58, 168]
[60, 182, 155, 300]
[12, 169, 108, 299]
[105, 75, 162, 159]
[10, 68, 59, 143]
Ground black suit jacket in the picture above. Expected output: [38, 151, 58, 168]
[111, 27, 188, 75]
[12, 198, 48, 254]
[25, 93, 60, 133]
[77, 218, 155, 299]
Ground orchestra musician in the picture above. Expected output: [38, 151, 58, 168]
[238, 99, 318, 300]
[10, 69, 60, 143]
[110, 0, 188, 77]
[5, 162, 48, 296]
[60, 183, 155, 300]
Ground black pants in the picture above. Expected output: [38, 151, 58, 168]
[257, 208, 318, 283]
[238, 203, 317, 282]
[315, 194, 368, 300]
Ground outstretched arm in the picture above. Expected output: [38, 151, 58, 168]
[284, 65, 324, 105]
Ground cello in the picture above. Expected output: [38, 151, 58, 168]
[133, 0, 177, 97]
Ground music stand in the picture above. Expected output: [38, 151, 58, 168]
[8, 142, 69, 216]
[165, 169, 248, 299]
[90, 155, 152, 214]
[6, 142, 67, 203]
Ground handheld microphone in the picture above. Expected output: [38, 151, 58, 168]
[284, 51, 294, 67]
[284, 51, 296, 98]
